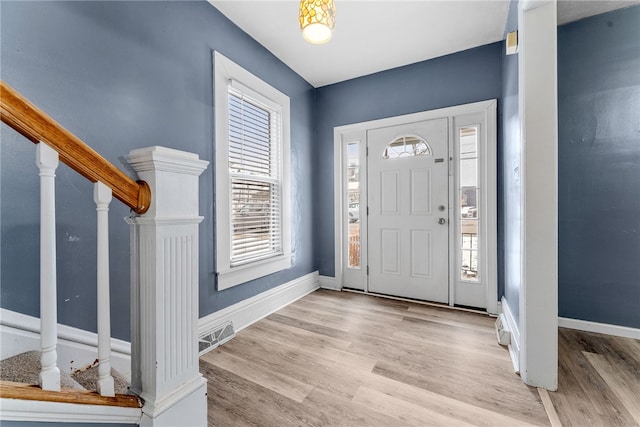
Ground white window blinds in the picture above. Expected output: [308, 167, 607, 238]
[228, 83, 283, 266]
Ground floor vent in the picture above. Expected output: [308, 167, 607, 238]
[199, 321, 235, 356]
[495, 314, 511, 346]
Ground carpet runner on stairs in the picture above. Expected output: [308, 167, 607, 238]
[72, 363, 130, 395]
[0, 350, 130, 395]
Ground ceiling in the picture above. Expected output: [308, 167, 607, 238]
[209, 0, 639, 88]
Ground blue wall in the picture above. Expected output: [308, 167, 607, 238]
[501, 0, 521, 323]
[314, 43, 504, 287]
[0, 1, 316, 340]
[558, 6, 640, 328]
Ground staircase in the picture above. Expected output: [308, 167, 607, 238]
[0, 81, 209, 425]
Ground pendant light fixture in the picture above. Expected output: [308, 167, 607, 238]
[299, 0, 336, 44]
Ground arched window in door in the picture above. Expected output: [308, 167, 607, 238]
[382, 135, 431, 159]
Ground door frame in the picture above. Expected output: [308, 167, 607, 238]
[333, 99, 498, 314]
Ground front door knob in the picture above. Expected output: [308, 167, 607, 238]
[438, 218, 446, 225]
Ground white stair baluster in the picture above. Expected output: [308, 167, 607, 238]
[94, 181, 115, 396]
[36, 142, 61, 391]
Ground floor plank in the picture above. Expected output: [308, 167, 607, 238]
[200, 362, 324, 427]
[371, 359, 548, 426]
[241, 324, 378, 373]
[211, 331, 363, 399]
[582, 352, 640, 425]
[200, 349, 314, 403]
[360, 372, 541, 427]
[352, 386, 477, 427]
[547, 328, 640, 427]
[300, 387, 402, 427]
[252, 317, 353, 351]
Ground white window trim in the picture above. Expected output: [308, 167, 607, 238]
[214, 51, 291, 290]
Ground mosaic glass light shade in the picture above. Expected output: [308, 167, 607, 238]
[299, 0, 336, 44]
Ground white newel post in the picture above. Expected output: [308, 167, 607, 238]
[36, 142, 61, 391]
[126, 146, 209, 427]
[94, 181, 115, 396]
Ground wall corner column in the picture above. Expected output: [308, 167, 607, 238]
[518, 0, 558, 390]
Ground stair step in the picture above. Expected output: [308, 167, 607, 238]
[0, 350, 84, 390]
[72, 364, 130, 395]
[0, 380, 141, 408]
[1, 350, 134, 404]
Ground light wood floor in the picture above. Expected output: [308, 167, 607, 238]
[547, 327, 640, 427]
[200, 289, 550, 426]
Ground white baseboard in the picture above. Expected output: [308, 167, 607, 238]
[0, 398, 141, 424]
[558, 317, 640, 340]
[501, 297, 520, 374]
[0, 308, 131, 378]
[318, 275, 341, 291]
[199, 270, 320, 337]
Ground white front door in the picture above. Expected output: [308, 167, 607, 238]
[367, 118, 449, 303]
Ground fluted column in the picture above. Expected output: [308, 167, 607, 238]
[126, 146, 208, 426]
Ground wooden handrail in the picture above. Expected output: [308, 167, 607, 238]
[0, 81, 150, 214]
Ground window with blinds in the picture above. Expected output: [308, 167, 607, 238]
[228, 87, 283, 266]
[215, 51, 291, 290]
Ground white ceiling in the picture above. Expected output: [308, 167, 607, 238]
[557, 0, 638, 24]
[209, 0, 639, 88]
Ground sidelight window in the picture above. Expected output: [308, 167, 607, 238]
[459, 126, 479, 282]
[347, 142, 361, 268]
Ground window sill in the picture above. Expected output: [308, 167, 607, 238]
[217, 253, 292, 290]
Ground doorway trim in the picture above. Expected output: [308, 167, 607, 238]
[333, 99, 498, 314]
